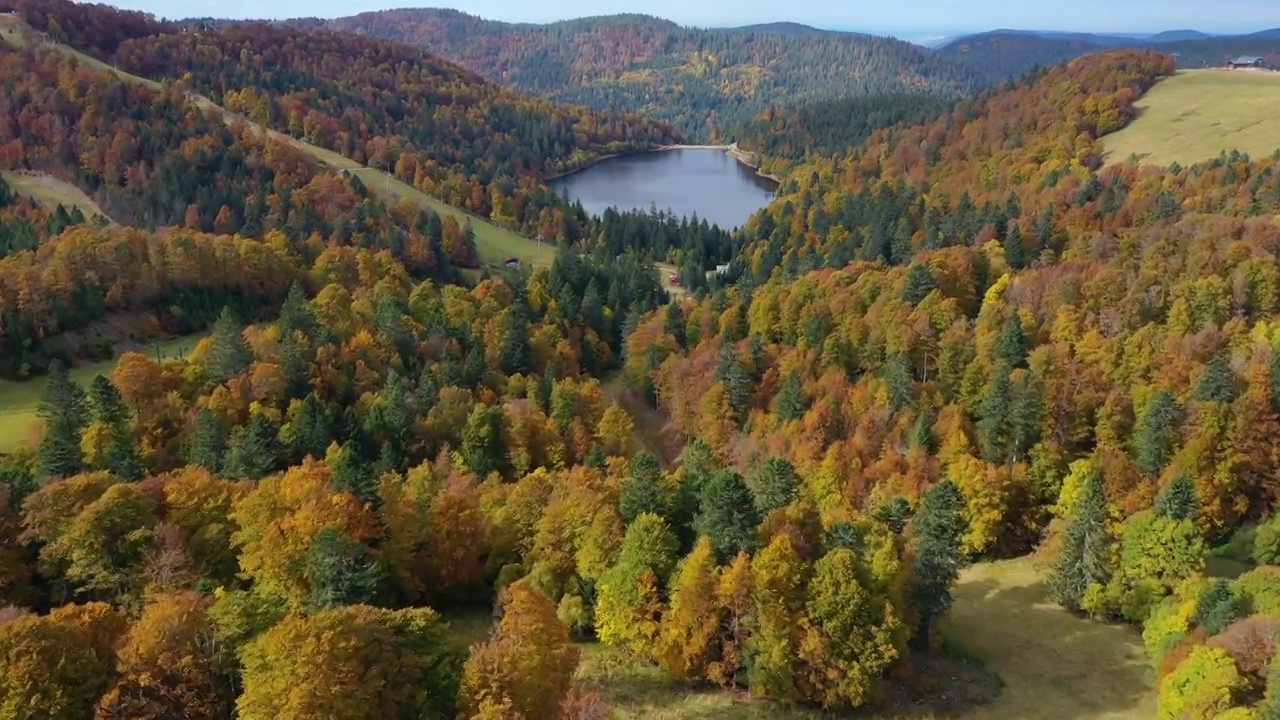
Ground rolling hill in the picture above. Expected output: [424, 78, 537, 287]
[942, 28, 1280, 81]
[1102, 69, 1280, 166]
[308, 9, 982, 140]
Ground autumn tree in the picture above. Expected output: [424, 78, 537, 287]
[748, 533, 810, 702]
[656, 537, 725, 683]
[0, 607, 116, 719]
[595, 512, 678, 654]
[238, 605, 461, 720]
[459, 582, 579, 719]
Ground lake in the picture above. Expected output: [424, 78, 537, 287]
[550, 148, 778, 230]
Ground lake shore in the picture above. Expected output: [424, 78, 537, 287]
[546, 143, 780, 184]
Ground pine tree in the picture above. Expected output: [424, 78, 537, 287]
[620, 451, 669, 525]
[664, 301, 686, 347]
[329, 441, 376, 505]
[1192, 579, 1246, 635]
[187, 409, 227, 475]
[715, 343, 751, 420]
[304, 527, 387, 613]
[1194, 358, 1236, 403]
[751, 457, 799, 516]
[222, 413, 280, 480]
[204, 307, 253, 383]
[35, 360, 87, 479]
[902, 262, 936, 305]
[993, 313, 1029, 368]
[1003, 222, 1026, 270]
[277, 282, 316, 338]
[977, 367, 1012, 463]
[87, 375, 142, 480]
[461, 403, 506, 478]
[772, 370, 808, 421]
[1133, 390, 1181, 476]
[497, 303, 531, 376]
[1049, 467, 1111, 610]
[883, 353, 914, 413]
[909, 480, 967, 646]
[696, 469, 761, 563]
[873, 496, 913, 534]
[1154, 471, 1199, 522]
[284, 394, 331, 462]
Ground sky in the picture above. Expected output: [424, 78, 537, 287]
[119, 0, 1280, 39]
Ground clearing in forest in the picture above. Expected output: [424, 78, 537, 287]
[1103, 69, 1280, 167]
[0, 334, 199, 452]
[568, 556, 1155, 720]
[3, 171, 109, 219]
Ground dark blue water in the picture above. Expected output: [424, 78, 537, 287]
[550, 148, 778, 230]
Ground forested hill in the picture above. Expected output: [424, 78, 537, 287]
[0, 0, 680, 374]
[943, 30, 1280, 83]
[310, 8, 982, 140]
[622, 50, 1280, 717]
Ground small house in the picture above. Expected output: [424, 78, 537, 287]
[714, 263, 731, 276]
[504, 257, 520, 268]
[668, 274, 680, 286]
[1228, 56, 1267, 70]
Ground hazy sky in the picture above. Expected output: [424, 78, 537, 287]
[121, 0, 1279, 37]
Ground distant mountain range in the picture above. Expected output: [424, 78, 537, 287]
[939, 28, 1280, 80]
[299, 9, 981, 141]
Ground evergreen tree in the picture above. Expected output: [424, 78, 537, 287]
[1154, 471, 1199, 522]
[497, 303, 531, 376]
[902, 262, 936, 305]
[1049, 467, 1111, 610]
[87, 375, 143, 480]
[715, 343, 751, 420]
[883, 353, 914, 412]
[329, 441, 377, 505]
[277, 281, 316, 338]
[460, 403, 506, 478]
[909, 480, 967, 646]
[873, 496, 913, 534]
[303, 527, 387, 613]
[1133, 390, 1181, 477]
[223, 413, 281, 480]
[1003, 222, 1026, 270]
[993, 313, 1029, 368]
[695, 470, 761, 562]
[204, 307, 253, 383]
[279, 335, 311, 401]
[620, 451, 669, 525]
[772, 370, 808, 422]
[1194, 358, 1236, 403]
[284, 394, 331, 462]
[187, 409, 228, 475]
[35, 360, 87, 479]
[977, 367, 1012, 463]
[750, 457, 799, 516]
[1192, 579, 1246, 635]
[664, 301, 686, 347]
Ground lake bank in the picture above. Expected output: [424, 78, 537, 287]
[547, 144, 780, 185]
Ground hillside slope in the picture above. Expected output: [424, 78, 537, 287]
[943, 29, 1280, 82]
[311, 9, 981, 140]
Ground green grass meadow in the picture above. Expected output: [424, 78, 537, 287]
[0, 335, 199, 452]
[1104, 69, 1280, 167]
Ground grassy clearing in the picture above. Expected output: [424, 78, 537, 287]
[563, 557, 1156, 720]
[0, 335, 199, 452]
[3, 171, 108, 219]
[1104, 69, 1280, 167]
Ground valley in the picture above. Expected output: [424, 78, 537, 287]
[3, 2, 1280, 720]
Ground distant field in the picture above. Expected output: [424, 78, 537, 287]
[0, 335, 199, 452]
[3, 171, 108, 219]
[564, 556, 1156, 720]
[1104, 69, 1280, 167]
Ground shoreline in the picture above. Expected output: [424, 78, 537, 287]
[546, 143, 780, 184]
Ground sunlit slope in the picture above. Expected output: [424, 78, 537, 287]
[1103, 69, 1280, 166]
[1, 17, 554, 269]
